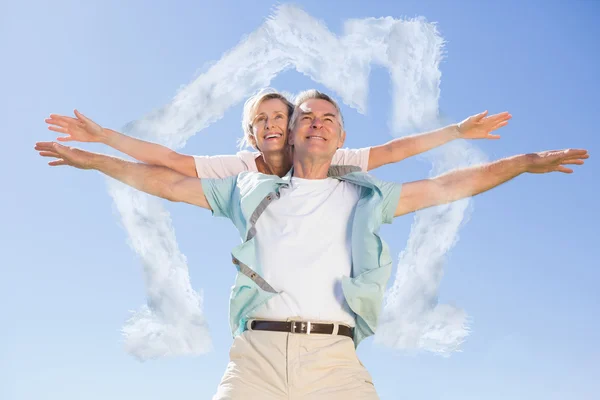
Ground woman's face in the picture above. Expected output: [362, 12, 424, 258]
[251, 98, 290, 153]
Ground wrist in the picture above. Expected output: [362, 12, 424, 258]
[449, 123, 462, 139]
[101, 128, 119, 145]
[88, 152, 109, 170]
[513, 154, 532, 174]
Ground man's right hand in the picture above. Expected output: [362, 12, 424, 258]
[35, 142, 97, 169]
[45, 110, 111, 144]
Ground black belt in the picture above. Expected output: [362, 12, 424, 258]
[248, 320, 354, 339]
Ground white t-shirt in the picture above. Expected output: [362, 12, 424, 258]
[193, 147, 370, 178]
[248, 176, 362, 327]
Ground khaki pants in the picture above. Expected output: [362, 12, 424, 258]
[213, 330, 379, 400]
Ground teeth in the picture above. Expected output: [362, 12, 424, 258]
[266, 134, 281, 139]
[308, 136, 325, 140]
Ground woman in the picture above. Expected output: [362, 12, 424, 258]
[37, 88, 511, 177]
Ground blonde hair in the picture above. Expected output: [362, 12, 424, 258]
[238, 88, 294, 150]
[290, 89, 345, 133]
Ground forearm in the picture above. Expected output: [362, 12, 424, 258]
[369, 124, 460, 170]
[91, 152, 186, 201]
[103, 129, 196, 176]
[391, 125, 459, 158]
[435, 154, 529, 202]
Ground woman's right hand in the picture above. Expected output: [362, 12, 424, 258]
[45, 110, 111, 143]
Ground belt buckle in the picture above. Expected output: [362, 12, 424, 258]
[290, 321, 311, 334]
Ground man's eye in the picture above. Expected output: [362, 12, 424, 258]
[324, 118, 334, 123]
[302, 116, 311, 120]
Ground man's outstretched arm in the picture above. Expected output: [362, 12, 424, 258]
[35, 142, 212, 209]
[368, 111, 512, 171]
[394, 149, 589, 217]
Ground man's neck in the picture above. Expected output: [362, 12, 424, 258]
[292, 156, 332, 179]
[261, 148, 292, 177]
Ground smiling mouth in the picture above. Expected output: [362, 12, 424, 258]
[265, 133, 283, 140]
[307, 135, 326, 141]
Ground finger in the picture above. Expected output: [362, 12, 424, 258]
[48, 115, 78, 125]
[48, 125, 69, 134]
[483, 114, 511, 127]
[38, 150, 60, 157]
[50, 142, 68, 156]
[74, 109, 93, 124]
[34, 141, 54, 151]
[563, 149, 588, 156]
[561, 159, 585, 165]
[475, 110, 488, 121]
[486, 134, 501, 139]
[56, 136, 73, 142]
[547, 149, 588, 159]
[51, 114, 85, 129]
[48, 159, 68, 167]
[486, 112, 511, 121]
[490, 121, 509, 131]
[556, 166, 573, 174]
[45, 118, 71, 129]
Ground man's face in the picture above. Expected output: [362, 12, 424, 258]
[250, 98, 289, 153]
[289, 99, 345, 161]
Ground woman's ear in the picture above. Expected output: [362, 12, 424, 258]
[249, 133, 259, 151]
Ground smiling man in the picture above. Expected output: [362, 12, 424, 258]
[37, 89, 588, 399]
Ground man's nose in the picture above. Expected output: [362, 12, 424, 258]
[311, 117, 323, 129]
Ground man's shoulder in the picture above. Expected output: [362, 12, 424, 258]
[337, 168, 401, 195]
[328, 164, 362, 177]
[237, 170, 280, 183]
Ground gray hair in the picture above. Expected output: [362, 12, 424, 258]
[238, 88, 294, 150]
[290, 89, 345, 133]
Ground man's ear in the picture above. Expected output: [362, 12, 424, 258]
[337, 130, 346, 149]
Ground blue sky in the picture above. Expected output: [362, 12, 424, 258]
[3, 0, 599, 399]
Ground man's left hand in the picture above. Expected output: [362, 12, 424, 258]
[525, 149, 589, 174]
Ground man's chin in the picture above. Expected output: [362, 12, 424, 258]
[294, 147, 336, 161]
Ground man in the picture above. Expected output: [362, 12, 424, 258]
[37, 90, 588, 399]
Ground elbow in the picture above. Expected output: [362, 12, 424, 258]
[153, 179, 179, 203]
[163, 182, 182, 202]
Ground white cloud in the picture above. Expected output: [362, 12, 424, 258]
[111, 4, 483, 359]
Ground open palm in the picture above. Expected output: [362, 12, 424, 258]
[458, 110, 512, 139]
[45, 110, 107, 143]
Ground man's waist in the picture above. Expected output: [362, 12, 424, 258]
[246, 318, 354, 339]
